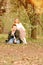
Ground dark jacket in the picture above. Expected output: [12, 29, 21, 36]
[6, 30, 22, 43]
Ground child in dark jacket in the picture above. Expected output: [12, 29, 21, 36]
[6, 24, 22, 44]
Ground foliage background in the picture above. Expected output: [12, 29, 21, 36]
[0, 0, 43, 42]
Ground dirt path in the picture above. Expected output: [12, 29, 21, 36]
[0, 43, 43, 65]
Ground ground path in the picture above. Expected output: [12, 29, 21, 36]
[0, 43, 43, 65]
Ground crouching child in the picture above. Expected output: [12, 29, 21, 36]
[5, 24, 22, 44]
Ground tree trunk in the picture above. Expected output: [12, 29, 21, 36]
[18, 0, 37, 39]
[0, 20, 4, 34]
[31, 28, 37, 39]
[0, 0, 6, 16]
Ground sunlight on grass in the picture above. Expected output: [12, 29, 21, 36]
[0, 34, 43, 45]
[0, 34, 8, 42]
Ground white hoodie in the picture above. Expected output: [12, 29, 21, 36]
[16, 23, 27, 44]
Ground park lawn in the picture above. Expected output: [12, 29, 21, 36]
[0, 34, 43, 65]
[0, 34, 43, 44]
[0, 34, 8, 43]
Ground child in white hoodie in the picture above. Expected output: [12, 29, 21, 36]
[13, 18, 27, 44]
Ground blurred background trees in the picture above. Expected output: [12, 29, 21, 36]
[0, 0, 43, 39]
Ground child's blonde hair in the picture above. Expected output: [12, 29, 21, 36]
[14, 18, 20, 24]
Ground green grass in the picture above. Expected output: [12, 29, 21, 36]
[0, 34, 8, 43]
[0, 34, 43, 44]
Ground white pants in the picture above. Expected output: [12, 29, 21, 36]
[21, 38, 27, 44]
